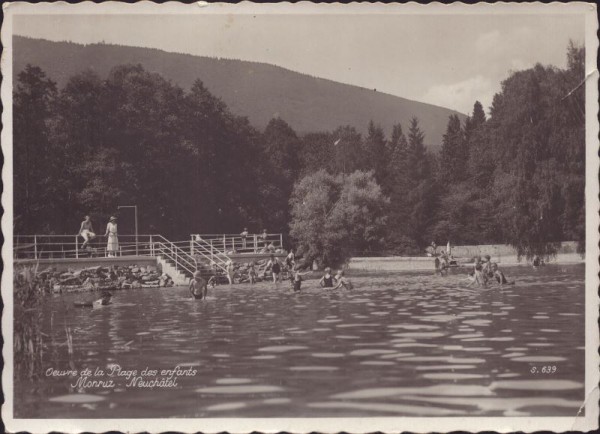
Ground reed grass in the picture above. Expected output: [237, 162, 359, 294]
[14, 264, 44, 380]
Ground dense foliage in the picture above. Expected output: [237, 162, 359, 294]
[289, 170, 388, 265]
[14, 43, 585, 261]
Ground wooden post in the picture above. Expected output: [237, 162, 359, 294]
[150, 235, 153, 256]
[210, 240, 214, 262]
[190, 238, 194, 256]
[279, 233, 283, 248]
[75, 236, 79, 259]
[34, 236, 38, 260]
[254, 235, 257, 252]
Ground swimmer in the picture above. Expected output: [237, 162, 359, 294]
[532, 255, 545, 267]
[93, 291, 112, 307]
[467, 262, 487, 288]
[319, 267, 335, 288]
[189, 271, 208, 300]
[491, 263, 514, 285]
[333, 270, 353, 290]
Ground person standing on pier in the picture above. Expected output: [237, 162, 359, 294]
[260, 229, 269, 248]
[78, 215, 96, 249]
[240, 227, 249, 249]
[104, 216, 119, 257]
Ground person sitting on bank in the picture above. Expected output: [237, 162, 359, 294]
[189, 271, 208, 300]
[78, 215, 96, 249]
[319, 267, 336, 288]
[259, 242, 275, 254]
[333, 270, 353, 290]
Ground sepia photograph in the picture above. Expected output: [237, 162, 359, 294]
[2, 2, 598, 433]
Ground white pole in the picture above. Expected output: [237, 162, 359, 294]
[134, 205, 139, 256]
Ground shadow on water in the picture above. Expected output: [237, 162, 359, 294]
[15, 264, 585, 418]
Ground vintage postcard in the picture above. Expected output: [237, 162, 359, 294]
[2, 2, 599, 432]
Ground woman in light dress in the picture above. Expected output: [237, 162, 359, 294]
[104, 216, 119, 257]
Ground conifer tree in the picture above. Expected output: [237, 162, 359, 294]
[363, 120, 388, 184]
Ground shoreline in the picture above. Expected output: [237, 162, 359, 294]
[348, 253, 584, 272]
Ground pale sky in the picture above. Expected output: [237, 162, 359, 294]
[13, 12, 585, 114]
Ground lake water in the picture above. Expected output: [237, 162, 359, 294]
[15, 264, 585, 418]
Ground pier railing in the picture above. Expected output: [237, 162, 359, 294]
[13, 234, 157, 260]
[13, 232, 285, 277]
[190, 233, 283, 254]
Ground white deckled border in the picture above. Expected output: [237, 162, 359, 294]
[2, 2, 598, 433]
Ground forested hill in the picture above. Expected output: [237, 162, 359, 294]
[13, 35, 464, 146]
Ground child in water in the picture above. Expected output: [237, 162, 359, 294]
[532, 255, 545, 267]
[207, 275, 217, 289]
[248, 261, 257, 284]
[319, 267, 335, 288]
[333, 270, 353, 290]
[291, 265, 311, 292]
[189, 271, 208, 300]
[481, 255, 494, 278]
[491, 263, 514, 285]
[467, 262, 487, 288]
[226, 260, 235, 285]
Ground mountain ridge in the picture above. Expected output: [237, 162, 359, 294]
[13, 35, 466, 146]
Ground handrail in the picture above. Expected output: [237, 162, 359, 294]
[151, 235, 197, 276]
[191, 237, 230, 273]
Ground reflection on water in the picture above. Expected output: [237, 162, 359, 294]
[15, 264, 585, 418]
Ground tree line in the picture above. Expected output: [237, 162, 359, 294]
[13, 42, 584, 262]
